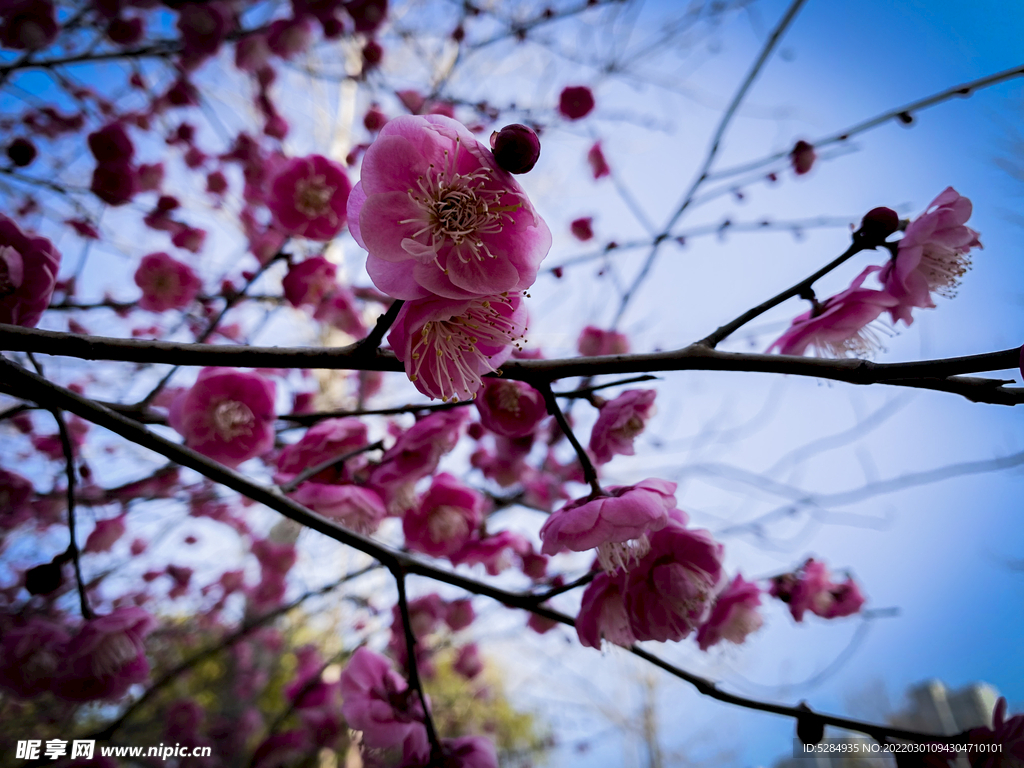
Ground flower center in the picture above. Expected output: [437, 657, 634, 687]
[494, 381, 522, 415]
[427, 504, 470, 542]
[91, 632, 139, 678]
[23, 647, 58, 683]
[212, 399, 255, 440]
[409, 294, 525, 403]
[0, 246, 24, 299]
[613, 414, 645, 442]
[919, 244, 972, 298]
[402, 139, 521, 265]
[294, 174, 336, 218]
[719, 606, 763, 644]
[596, 534, 651, 574]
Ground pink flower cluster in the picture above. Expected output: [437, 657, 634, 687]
[0, 212, 61, 328]
[770, 188, 981, 358]
[769, 558, 865, 622]
[349, 114, 551, 401]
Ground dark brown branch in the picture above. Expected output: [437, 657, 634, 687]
[354, 298, 404, 356]
[540, 383, 602, 495]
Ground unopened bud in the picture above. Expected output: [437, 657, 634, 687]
[856, 206, 900, 242]
[490, 124, 541, 174]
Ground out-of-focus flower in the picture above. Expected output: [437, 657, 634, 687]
[587, 141, 610, 179]
[789, 140, 816, 175]
[84, 514, 127, 553]
[290, 483, 387, 535]
[1, 0, 59, 50]
[282, 255, 337, 308]
[403, 473, 485, 558]
[878, 187, 982, 326]
[168, 368, 276, 468]
[770, 558, 866, 622]
[623, 520, 725, 643]
[474, 379, 547, 438]
[133, 252, 202, 312]
[577, 325, 628, 357]
[388, 292, 528, 402]
[314, 287, 366, 336]
[768, 266, 898, 358]
[540, 478, 678, 574]
[558, 86, 595, 120]
[576, 569, 635, 649]
[268, 155, 351, 241]
[339, 647, 427, 750]
[588, 389, 656, 465]
[0, 617, 69, 698]
[967, 697, 1024, 768]
[695, 574, 763, 651]
[0, 213, 61, 327]
[570, 216, 594, 241]
[348, 115, 551, 301]
[345, 0, 388, 33]
[54, 607, 155, 701]
[275, 417, 368, 486]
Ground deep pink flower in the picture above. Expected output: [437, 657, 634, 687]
[587, 141, 610, 179]
[695, 574, 763, 651]
[576, 569, 635, 649]
[589, 389, 656, 465]
[314, 287, 366, 336]
[54, 607, 155, 701]
[88, 123, 134, 165]
[0, 617, 69, 698]
[558, 86, 595, 120]
[177, 1, 232, 59]
[266, 16, 314, 59]
[349, 114, 552, 301]
[6, 137, 36, 167]
[789, 140, 815, 175]
[133, 252, 202, 312]
[168, 368, 277, 468]
[84, 513, 127, 553]
[577, 325, 628, 357]
[623, 521, 725, 643]
[403, 736, 498, 768]
[90, 160, 138, 206]
[339, 647, 427, 751]
[471, 432, 534, 487]
[540, 478, 677, 573]
[403, 473, 484, 558]
[282, 255, 337, 308]
[275, 417, 369, 485]
[968, 697, 1024, 768]
[570, 216, 594, 241]
[268, 155, 351, 241]
[474, 379, 547, 438]
[291, 482, 387, 535]
[450, 529, 531, 576]
[388, 292, 528, 403]
[345, 0, 388, 33]
[0, 467, 34, 527]
[1, 0, 58, 50]
[0, 213, 61, 327]
[453, 643, 483, 679]
[770, 559, 864, 622]
[878, 187, 982, 326]
[768, 266, 898, 358]
[445, 599, 475, 631]
[368, 409, 468, 513]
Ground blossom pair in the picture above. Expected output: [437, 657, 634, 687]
[349, 114, 552, 402]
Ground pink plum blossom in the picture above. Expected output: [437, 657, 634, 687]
[268, 154, 351, 241]
[0, 212, 61, 327]
[1, 0, 59, 50]
[575, 569, 635, 649]
[0, 617, 69, 698]
[588, 389, 656, 464]
[339, 647, 427, 751]
[403, 473, 485, 558]
[445, 599, 475, 631]
[0, 467, 34, 527]
[450, 529, 532, 576]
[314, 287, 367, 336]
[577, 325, 628, 357]
[768, 266, 898, 358]
[54, 607, 156, 701]
[290, 482, 387, 535]
[348, 114, 552, 301]
[967, 697, 1024, 768]
[539, 478, 678, 573]
[453, 643, 483, 679]
[587, 141, 610, 179]
[558, 86, 595, 120]
[388, 292, 528, 403]
[878, 187, 982, 326]
[168, 368, 276, 468]
[770, 558, 865, 622]
[474, 379, 547, 437]
[368, 409, 468, 513]
[133, 252, 202, 312]
[177, 1, 232, 60]
[695, 574, 763, 651]
[275, 417, 369, 486]
[789, 139, 815, 175]
[623, 521, 726, 643]
[84, 513, 126, 553]
[282, 255, 337, 308]
[403, 736, 499, 768]
[570, 216, 594, 241]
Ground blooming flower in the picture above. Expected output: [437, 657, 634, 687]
[268, 154, 352, 241]
[282, 255, 337, 308]
[54, 607, 156, 701]
[348, 114, 552, 301]
[403, 735, 499, 768]
[314, 287, 366, 336]
[968, 697, 1024, 768]
[0, 617, 69, 698]
[768, 266, 898, 358]
[577, 325, 628, 357]
[589, 389, 656, 465]
[339, 647, 427, 751]
[878, 187, 982, 326]
[451, 529, 532, 576]
[623, 521, 725, 643]
[770, 558, 865, 622]
[403, 473, 485, 558]
[168, 368, 277, 468]
[694, 574, 763, 651]
[291, 483, 388, 535]
[274, 417, 369, 486]
[539, 478, 678, 573]
[558, 86, 595, 120]
[575, 569, 636, 649]
[388, 292, 528, 402]
[84, 513, 127, 553]
[133, 252, 202, 312]
[474, 379, 547, 438]
[0, 212, 62, 327]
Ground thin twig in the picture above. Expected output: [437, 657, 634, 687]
[279, 440, 385, 494]
[540, 383, 602, 495]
